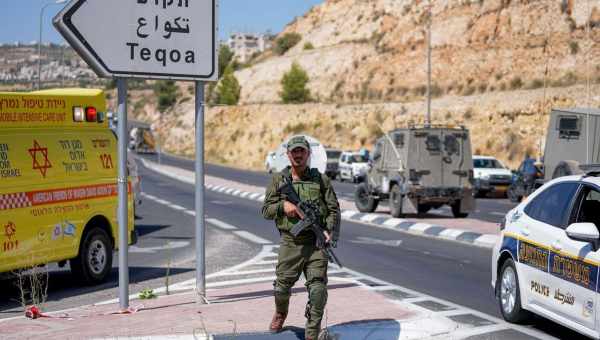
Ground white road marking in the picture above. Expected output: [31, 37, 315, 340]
[408, 223, 432, 233]
[474, 234, 499, 247]
[167, 204, 186, 211]
[350, 236, 402, 247]
[360, 214, 380, 222]
[207, 276, 277, 288]
[209, 268, 275, 277]
[184, 210, 195, 216]
[490, 211, 506, 216]
[438, 229, 463, 239]
[383, 218, 404, 227]
[341, 210, 359, 218]
[129, 241, 190, 254]
[206, 218, 237, 230]
[258, 194, 266, 200]
[239, 192, 250, 198]
[252, 260, 278, 265]
[233, 230, 272, 244]
[249, 193, 261, 200]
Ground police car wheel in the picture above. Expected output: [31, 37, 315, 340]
[71, 228, 113, 285]
[499, 259, 530, 323]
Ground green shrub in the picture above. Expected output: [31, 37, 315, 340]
[280, 63, 311, 103]
[509, 77, 523, 90]
[154, 80, 178, 112]
[303, 42, 314, 50]
[527, 78, 545, 89]
[215, 65, 241, 105]
[569, 41, 580, 55]
[274, 33, 302, 55]
[218, 45, 234, 78]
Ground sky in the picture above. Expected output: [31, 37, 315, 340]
[0, 0, 323, 45]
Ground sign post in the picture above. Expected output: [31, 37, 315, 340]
[54, 0, 217, 309]
[116, 78, 129, 309]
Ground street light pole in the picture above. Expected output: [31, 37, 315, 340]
[38, 0, 67, 90]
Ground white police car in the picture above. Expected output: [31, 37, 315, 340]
[492, 173, 600, 338]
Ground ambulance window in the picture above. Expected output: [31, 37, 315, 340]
[557, 115, 580, 140]
[425, 135, 441, 152]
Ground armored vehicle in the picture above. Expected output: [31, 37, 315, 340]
[543, 108, 600, 180]
[354, 126, 475, 218]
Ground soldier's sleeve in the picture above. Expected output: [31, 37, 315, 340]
[322, 175, 341, 238]
[262, 174, 284, 220]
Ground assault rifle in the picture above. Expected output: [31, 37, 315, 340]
[279, 180, 343, 268]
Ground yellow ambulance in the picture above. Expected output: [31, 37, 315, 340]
[0, 88, 135, 284]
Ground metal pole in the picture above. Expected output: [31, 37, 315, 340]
[38, 4, 48, 90]
[195, 81, 206, 303]
[425, 0, 432, 127]
[117, 78, 129, 310]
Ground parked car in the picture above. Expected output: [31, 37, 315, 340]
[338, 151, 369, 183]
[492, 171, 600, 339]
[354, 126, 475, 218]
[325, 148, 342, 180]
[265, 151, 277, 173]
[472, 155, 512, 198]
[507, 157, 544, 203]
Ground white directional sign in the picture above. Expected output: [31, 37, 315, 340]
[54, 0, 217, 80]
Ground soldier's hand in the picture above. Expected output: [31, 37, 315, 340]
[323, 230, 332, 244]
[283, 201, 304, 219]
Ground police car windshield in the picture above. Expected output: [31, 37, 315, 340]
[474, 159, 504, 169]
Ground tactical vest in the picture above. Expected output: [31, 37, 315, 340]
[276, 168, 328, 243]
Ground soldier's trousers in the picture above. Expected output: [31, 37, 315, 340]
[274, 240, 328, 339]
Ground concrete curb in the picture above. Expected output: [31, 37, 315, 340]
[140, 158, 499, 249]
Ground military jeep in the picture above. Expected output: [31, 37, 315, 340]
[354, 126, 475, 218]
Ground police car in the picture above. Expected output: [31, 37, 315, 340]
[492, 172, 600, 338]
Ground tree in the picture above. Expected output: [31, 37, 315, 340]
[218, 45, 234, 78]
[280, 63, 311, 104]
[154, 80, 178, 112]
[274, 33, 302, 55]
[215, 65, 241, 105]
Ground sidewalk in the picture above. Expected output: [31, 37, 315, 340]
[139, 158, 500, 248]
[1, 243, 548, 340]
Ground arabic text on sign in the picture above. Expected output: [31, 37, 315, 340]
[137, 0, 189, 9]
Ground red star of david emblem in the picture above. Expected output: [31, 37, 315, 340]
[4, 222, 16, 241]
[28, 140, 52, 178]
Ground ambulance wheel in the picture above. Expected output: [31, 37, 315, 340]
[498, 259, 531, 323]
[71, 227, 113, 285]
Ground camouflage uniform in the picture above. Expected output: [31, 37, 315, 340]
[262, 166, 341, 339]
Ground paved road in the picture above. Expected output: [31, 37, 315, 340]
[139, 152, 517, 224]
[0, 158, 583, 339]
[134, 159, 580, 339]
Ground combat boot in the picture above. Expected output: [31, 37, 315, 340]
[269, 312, 287, 333]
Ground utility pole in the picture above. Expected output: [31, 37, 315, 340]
[425, 0, 432, 127]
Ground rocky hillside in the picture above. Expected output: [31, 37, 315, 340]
[236, 0, 600, 104]
[126, 0, 600, 171]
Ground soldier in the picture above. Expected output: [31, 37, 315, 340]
[261, 135, 341, 340]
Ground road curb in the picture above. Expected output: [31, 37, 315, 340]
[140, 158, 499, 249]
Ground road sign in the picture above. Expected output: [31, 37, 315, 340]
[53, 0, 218, 80]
